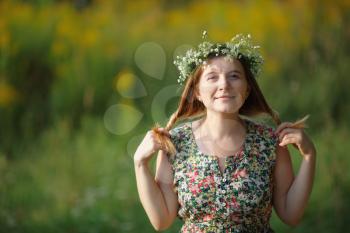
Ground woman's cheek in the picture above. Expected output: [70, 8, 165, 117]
[234, 93, 245, 106]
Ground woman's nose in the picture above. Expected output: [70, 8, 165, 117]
[218, 76, 229, 89]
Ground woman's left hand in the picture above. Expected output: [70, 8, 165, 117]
[275, 122, 316, 160]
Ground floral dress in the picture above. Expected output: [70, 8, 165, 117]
[168, 118, 278, 233]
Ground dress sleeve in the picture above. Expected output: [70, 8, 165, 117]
[252, 122, 279, 167]
[167, 124, 189, 170]
[167, 126, 188, 194]
[262, 124, 279, 167]
[264, 125, 279, 149]
[167, 126, 182, 167]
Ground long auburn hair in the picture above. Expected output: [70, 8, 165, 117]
[152, 55, 283, 155]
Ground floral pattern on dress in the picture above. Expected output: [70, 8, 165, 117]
[168, 118, 278, 233]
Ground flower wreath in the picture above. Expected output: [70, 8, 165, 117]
[173, 31, 264, 85]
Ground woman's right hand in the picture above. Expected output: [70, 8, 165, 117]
[134, 128, 170, 167]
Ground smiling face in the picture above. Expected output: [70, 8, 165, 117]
[195, 56, 250, 116]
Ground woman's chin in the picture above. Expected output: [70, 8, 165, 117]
[213, 106, 240, 114]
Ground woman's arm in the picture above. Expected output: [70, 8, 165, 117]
[134, 129, 178, 231]
[273, 123, 316, 226]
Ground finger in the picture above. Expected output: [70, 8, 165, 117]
[152, 141, 164, 152]
[275, 122, 294, 134]
[278, 128, 300, 141]
[279, 137, 295, 146]
[278, 139, 291, 146]
[146, 130, 153, 136]
[147, 131, 157, 140]
[152, 127, 171, 137]
[157, 128, 171, 137]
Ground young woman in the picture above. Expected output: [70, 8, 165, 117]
[134, 33, 316, 232]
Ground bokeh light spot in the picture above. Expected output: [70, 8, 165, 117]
[104, 104, 143, 135]
[134, 42, 166, 80]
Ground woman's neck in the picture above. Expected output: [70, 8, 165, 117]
[200, 111, 245, 140]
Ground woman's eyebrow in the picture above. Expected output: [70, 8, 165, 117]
[204, 71, 218, 76]
[204, 70, 242, 76]
[227, 70, 242, 74]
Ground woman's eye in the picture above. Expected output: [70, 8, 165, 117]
[207, 76, 217, 80]
[229, 75, 239, 79]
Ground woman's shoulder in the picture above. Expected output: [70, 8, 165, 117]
[245, 118, 278, 142]
[245, 118, 279, 163]
[168, 121, 193, 151]
[169, 122, 191, 140]
[167, 122, 193, 165]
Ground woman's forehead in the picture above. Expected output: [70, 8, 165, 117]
[202, 57, 244, 73]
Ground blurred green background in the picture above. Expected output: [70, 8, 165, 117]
[0, 0, 349, 232]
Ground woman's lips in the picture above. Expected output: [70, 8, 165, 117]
[215, 96, 234, 100]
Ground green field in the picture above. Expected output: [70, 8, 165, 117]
[0, 1, 349, 232]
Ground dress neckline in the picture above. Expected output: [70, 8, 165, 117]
[187, 118, 252, 159]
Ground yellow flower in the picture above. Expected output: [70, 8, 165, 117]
[0, 82, 19, 107]
[114, 70, 135, 94]
[81, 29, 98, 49]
